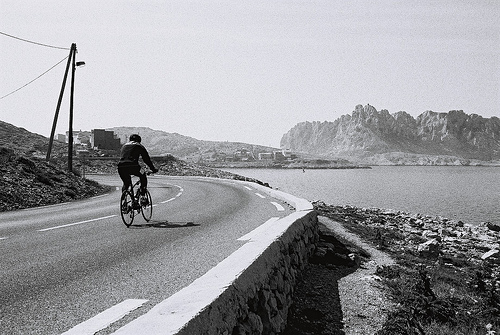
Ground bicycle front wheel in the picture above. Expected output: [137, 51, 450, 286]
[120, 190, 135, 227]
[140, 190, 153, 222]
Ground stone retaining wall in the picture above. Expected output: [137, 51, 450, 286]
[114, 181, 318, 335]
[177, 210, 318, 335]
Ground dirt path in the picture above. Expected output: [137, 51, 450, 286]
[284, 216, 396, 334]
[319, 216, 396, 335]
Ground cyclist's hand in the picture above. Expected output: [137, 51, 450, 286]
[151, 167, 159, 174]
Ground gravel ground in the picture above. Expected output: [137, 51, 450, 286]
[284, 216, 396, 335]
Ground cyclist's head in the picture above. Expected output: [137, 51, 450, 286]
[129, 134, 142, 143]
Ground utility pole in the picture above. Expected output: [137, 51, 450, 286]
[46, 44, 74, 162]
[46, 43, 83, 173]
[68, 43, 76, 172]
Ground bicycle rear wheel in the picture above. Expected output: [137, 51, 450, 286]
[140, 189, 153, 222]
[120, 190, 135, 227]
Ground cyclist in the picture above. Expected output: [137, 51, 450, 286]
[117, 134, 158, 196]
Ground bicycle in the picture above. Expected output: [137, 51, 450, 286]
[120, 173, 153, 227]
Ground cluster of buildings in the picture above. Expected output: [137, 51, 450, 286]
[210, 149, 296, 162]
[57, 129, 121, 156]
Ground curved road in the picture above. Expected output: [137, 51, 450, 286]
[0, 175, 293, 334]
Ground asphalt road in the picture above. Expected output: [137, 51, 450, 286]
[0, 175, 293, 335]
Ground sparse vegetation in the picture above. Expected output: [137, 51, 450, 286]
[313, 203, 499, 335]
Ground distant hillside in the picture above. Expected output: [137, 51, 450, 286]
[108, 126, 280, 160]
[0, 120, 112, 211]
[0, 120, 65, 158]
[280, 105, 500, 165]
[0, 120, 271, 211]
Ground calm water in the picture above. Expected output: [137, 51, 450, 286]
[224, 166, 500, 225]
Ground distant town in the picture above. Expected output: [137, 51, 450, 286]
[60, 129, 298, 163]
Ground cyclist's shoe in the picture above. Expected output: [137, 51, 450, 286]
[133, 201, 141, 210]
[140, 196, 149, 206]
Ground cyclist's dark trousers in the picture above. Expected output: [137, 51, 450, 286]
[118, 165, 147, 192]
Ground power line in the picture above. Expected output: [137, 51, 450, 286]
[0, 56, 69, 100]
[0, 31, 70, 50]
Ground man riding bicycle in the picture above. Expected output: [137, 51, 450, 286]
[117, 134, 158, 194]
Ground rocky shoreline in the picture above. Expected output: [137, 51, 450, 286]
[309, 201, 499, 334]
[313, 201, 500, 283]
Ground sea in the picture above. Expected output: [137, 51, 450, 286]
[223, 166, 500, 226]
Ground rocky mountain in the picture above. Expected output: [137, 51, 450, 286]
[280, 104, 500, 165]
[108, 126, 279, 160]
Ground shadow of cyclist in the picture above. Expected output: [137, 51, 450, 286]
[127, 220, 200, 229]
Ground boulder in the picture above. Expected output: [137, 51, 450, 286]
[422, 230, 441, 241]
[486, 222, 500, 232]
[481, 249, 499, 263]
[417, 239, 441, 259]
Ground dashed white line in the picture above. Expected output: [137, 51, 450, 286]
[255, 193, 266, 199]
[270, 202, 285, 211]
[38, 215, 117, 232]
[244, 186, 252, 191]
[60, 299, 148, 335]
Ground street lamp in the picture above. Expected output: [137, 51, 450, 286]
[68, 47, 85, 172]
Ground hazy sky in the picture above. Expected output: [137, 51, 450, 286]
[1, 1, 498, 147]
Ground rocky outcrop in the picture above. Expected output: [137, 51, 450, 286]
[280, 105, 500, 164]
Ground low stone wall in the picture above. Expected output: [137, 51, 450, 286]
[113, 181, 318, 335]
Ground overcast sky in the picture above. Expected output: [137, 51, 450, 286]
[1, 1, 498, 147]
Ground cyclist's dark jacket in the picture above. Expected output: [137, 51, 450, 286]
[118, 141, 155, 170]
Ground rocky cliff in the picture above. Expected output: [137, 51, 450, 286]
[280, 105, 500, 164]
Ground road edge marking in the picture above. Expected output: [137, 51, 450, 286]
[237, 217, 280, 241]
[60, 299, 148, 335]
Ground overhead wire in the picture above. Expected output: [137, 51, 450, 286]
[0, 56, 69, 100]
[0, 31, 72, 99]
[0, 31, 70, 50]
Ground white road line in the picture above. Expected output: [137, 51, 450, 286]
[0, 237, 7, 240]
[38, 215, 117, 232]
[60, 299, 148, 335]
[270, 202, 285, 211]
[237, 217, 280, 241]
[161, 198, 177, 204]
[160, 185, 183, 203]
[255, 193, 266, 199]
[244, 186, 252, 190]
